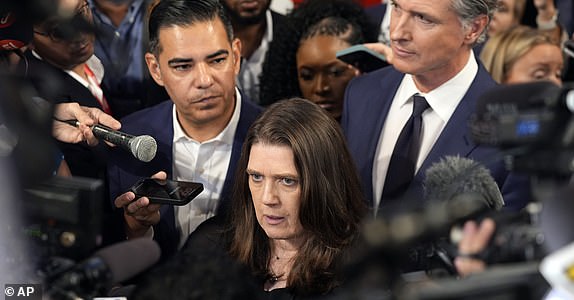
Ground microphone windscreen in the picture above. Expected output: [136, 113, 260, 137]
[130, 135, 157, 162]
[424, 155, 504, 210]
[95, 238, 160, 284]
[0, 12, 32, 51]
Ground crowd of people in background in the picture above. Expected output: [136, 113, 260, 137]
[1, 0, 574, 298]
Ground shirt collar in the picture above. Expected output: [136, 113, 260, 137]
[397, 50, 478, 122]
[264, 10, 274, 43]
[173, 87, 242, 145]
[32, 51, 105, 86]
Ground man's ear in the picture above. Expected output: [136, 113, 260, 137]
[145, 52, 164, 86]
[231, 38, 242, 76]
[464, 15, 488, 45]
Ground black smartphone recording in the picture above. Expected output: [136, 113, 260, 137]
[336, 44, 389, 73]
[130, 178, 204, 206]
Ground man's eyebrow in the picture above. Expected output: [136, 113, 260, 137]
[168, 58, 193, 66]
[206, 49, 229, 60]
[167, 49, 230, 66]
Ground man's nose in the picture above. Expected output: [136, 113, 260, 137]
[194, 62, 214, 88]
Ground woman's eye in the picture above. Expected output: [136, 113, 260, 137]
[299, 71, 313, 81]
[281, 178, 298, 186]
[329, 68, 345, 77]
[250, 174, 263, 182]
[532, 70, 549, 80]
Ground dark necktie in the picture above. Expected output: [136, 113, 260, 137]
[381, 94, 430, 202]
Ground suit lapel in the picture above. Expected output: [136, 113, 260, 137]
[150, 102, 175, 179]
[415, 65, 495, 180]
[364, 69, 404, 180]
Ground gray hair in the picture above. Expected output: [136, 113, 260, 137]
[450, 0, 498, 45]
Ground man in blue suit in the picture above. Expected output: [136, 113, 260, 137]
[109, 0, 262, 258]
[342, 0, 530, 218]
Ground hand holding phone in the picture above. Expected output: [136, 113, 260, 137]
[130, 178, 204, 206]
[336, 44, 389, 73]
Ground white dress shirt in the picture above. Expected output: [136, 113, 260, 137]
[32, 51, 106, 88]
[237, 10, 274, 103]
[172, 88, 242, 248]
[372, 51, 478, 214]
[64, 55, 105, 88]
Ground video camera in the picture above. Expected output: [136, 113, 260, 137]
[465, 81, 574, 265]
[0, 70, 104, 287]
[23, 176, 103, 262]
[470, 81, 574, 177]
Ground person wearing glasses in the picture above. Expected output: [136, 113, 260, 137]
[24, 0, 128, 247]
[29, 0, 106, 114]
[26, 0, 114, 181]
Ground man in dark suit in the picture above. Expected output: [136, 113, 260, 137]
[111, 0, 262, 258]
[342, 0, 530, 218]
[28, 0, 112, 180]
[220, 0, 286, 104]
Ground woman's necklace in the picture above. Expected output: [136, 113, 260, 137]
[266, 255, 292, 287]
[268, 272, 284, 284]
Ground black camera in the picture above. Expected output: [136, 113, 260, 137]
[470, 81, 574, 177]
[475, 204, 546, 265]
[466, 81, 574, 264]
[23, 176, 104, 262]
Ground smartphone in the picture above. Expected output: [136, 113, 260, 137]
[336, 44, 389, 73]
[130, 178, 204, 206]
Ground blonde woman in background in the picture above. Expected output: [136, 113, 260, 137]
[480, 25, 563, 85]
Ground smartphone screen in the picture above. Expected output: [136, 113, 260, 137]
[130, 178, 204, 206]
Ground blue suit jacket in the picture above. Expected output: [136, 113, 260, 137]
[107, 97, 262, 258]
[341, 64, 530, 215]
[365, 3, 387, 38]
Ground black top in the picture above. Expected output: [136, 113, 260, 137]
[178, 217, 339, 300]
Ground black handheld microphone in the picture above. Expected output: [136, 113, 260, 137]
[64, 120, 157, 162]
[47, 238, 161, 299]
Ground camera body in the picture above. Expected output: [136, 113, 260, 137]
[470, 81, 574, 176]
[468, 81, 574, 264]
[23, 176, 103, 262]
[482, 205, 547, 264]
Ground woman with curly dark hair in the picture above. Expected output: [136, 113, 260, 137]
[259, 0, 378, 120]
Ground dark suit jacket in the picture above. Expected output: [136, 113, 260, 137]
[25, 51, 110, 180]
[341, 63, 531, 215]
[364, 3, 387, 38]
[271, 10, 287, 30]
[107, 96, 262, 258]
